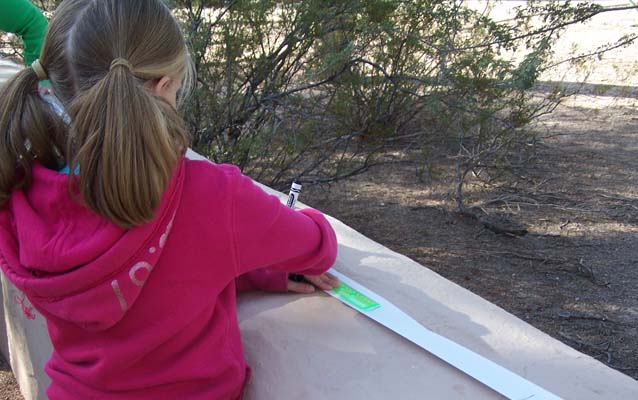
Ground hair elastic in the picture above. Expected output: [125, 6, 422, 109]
[110, 58, 133, 72]
[31, 59, 48, 81]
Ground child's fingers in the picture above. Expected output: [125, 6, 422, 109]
[287, 280, 315, 294]
[314, 274, 339, 289]
[322, 273, 340, 287]
[304, 274, 339, 290]
[38, 85, 51, 96]
[303, 275, 324, 290]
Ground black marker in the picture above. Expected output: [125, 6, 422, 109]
[286, 181, 302, 208]
[287, 180, 305, 282]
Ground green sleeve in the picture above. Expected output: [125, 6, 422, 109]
[0, 0, 48, 65]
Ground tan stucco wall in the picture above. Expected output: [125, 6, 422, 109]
[0, 66, 636, 400]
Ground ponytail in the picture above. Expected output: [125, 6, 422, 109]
[66, 60, 188, 228]
[0, 66, 66, 206]
[2, 0, 192, 228]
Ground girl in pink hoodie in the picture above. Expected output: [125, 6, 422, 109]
[0, 0, 338, 398]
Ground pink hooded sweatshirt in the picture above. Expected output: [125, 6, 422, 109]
[0, 158, 338, 399]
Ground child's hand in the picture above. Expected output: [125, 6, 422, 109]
[38, 84, 51, 96]
[287, 272, 339, 294]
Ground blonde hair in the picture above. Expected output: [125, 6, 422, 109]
[0, 0, 193, 228]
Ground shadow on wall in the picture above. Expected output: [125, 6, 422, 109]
[239, 239, 596, 400]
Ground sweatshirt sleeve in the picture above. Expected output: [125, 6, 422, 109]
[0, 0, 48, 65]
[235, 269, 289, 293]
[230, 170, 337, 278]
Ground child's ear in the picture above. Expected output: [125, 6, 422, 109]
[146, 76, 172, 97]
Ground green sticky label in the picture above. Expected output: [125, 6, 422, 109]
[332, 282, 381, 311]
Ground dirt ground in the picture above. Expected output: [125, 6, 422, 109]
[303, 92, 638, 381]
[0, 354, 19, 399]
[299, 3, 638, 383]
[1, 94, 634, 398]
[1, 2, 636, 398]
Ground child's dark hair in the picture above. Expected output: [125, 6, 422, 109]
[0, 0, 193, 228]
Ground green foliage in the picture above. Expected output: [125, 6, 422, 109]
[3, 1, 636, 192]
[174, 0, 625, 189]
[0, 1, 59, 62]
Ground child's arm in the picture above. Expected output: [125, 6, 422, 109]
[0, 0, 48, 65]
[286, 272, 339, 294]
[236, 269, 339, 294]
[235, 268, 288, 293]
[231, 170, 338, 279]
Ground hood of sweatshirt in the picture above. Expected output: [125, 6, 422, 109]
[0, 159, 185, 332]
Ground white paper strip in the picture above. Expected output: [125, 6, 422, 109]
[184, 148, 562, 400]
[326, 269, 563, 400]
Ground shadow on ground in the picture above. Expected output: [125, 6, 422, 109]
[304, 95, 638, 380]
